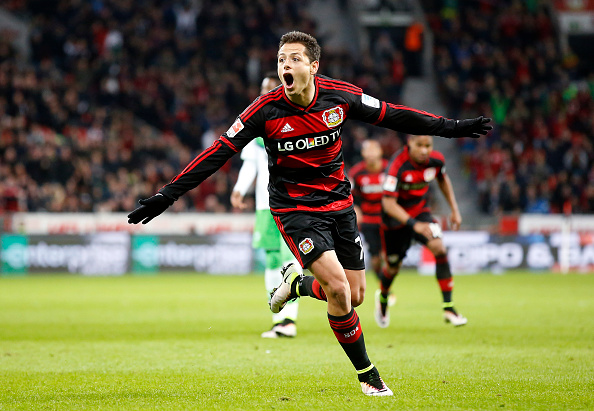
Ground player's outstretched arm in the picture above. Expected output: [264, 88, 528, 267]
[127, 138, 239, 225]
[347, 90, 492, 139]
[377, 106, 492, 139]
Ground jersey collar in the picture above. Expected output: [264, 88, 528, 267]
[282, 76, 319, 113]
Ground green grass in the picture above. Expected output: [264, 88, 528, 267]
[0, 271, 593, 410]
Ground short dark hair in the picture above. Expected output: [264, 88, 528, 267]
[279, 31, 321, 63]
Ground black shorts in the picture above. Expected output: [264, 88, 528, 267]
[360, 223, 382, 258]
[381, 212, 437, 267]
[273, 208, 365, 270]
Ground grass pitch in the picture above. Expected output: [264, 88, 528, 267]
[0, 271, 593, 410]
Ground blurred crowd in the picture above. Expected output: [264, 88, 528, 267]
[0, 0, 406, 214]
[5, 1, 591, 217]
[424, 0, 594, 214]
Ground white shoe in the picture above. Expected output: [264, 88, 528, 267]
[269, 263, 300, 314]
[273, 322, 297, 337]
[360, 369, 393, 396]
[444, 310, 468, 326]
[374, 290, 390, 328]
[261, 322, 297, 338]
[261, 327, 279, 338]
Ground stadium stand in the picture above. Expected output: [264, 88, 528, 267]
[0, 0, 407, 213]
[423, 0, 594, 215]
[3, 1, 590, 216]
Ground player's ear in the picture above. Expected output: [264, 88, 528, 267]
[310, 60, 319, 75]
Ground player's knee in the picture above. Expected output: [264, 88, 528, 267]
[428, 239, 447, 256]
[432, 246, 447, 257]
[324, 279, 350, 304]
[386, 265, 400, 278]
[351, 286, 366, 307]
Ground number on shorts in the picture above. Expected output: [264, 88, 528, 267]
[355, 236, 363, 260]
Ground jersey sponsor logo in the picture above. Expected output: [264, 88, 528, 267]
[400, 181, 428, 190]
[299, 238, 314, 254]
[361, 93, 380, 108]
[281, 123, 294, 133]
[322, 106, 344, 128]
[277, 128, 341, 152]
[400, 181, 429, 191]
[226, 118, 244, 138]
[423, 167, 436, 182]
[361, 184, 384, 194]
[383, 175, 397, 192]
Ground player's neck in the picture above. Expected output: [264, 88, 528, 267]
[366, 160, 382, 172]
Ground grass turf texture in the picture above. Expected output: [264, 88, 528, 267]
[0, 271, 592, 410]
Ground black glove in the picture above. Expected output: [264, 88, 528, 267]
[451, 116, 492, 138]
[127, 193, 174, 224]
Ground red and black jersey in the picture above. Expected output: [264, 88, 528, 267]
[349, 159, 388, 225]
[382, 146, 446, 228]
[159, 74, 458, 215]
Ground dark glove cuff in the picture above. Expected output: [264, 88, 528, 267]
[157, 189, 177, 204]
[406, 217, 418, 228]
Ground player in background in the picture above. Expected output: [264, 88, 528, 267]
[128, 31, 491, 396]
[348, 140, 388, 273]
[231, 72, 300, 338]
[378, 134, 467, 328]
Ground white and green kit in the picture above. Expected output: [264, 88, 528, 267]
[233, 137, 299, 324]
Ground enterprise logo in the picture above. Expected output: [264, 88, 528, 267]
[277, 128, 341, 153]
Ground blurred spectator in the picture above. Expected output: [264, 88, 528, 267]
[423, 0, 594, 215]
[0, 0, 407, 213]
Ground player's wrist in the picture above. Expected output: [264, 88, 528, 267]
[405, 217, 417, 228]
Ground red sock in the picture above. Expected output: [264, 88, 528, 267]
[328, 308, 371, 371]
[297, 275, 327, 301]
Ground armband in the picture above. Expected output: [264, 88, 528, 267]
[405, 218, 417, 228]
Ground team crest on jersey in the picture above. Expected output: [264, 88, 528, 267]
[423, 167, 436, 182]
[322, 106, 344, 128]
[299, 238, 314, 254]
[226, 118, 244, 138]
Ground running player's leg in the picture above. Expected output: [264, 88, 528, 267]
[309, 251, 391, 396]
[425, 236, 467, 326]
[361, 224, 382, 276]
[262, 248, 299, 338]
[374, 227, 410, 327]
[271, 211, 391, 395]
[276, 240, 299, 334]
[258, 210, 300, 337]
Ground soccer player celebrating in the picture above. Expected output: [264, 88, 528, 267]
[231, 72, 300, 339]
[378, 134, 467, 328]
[349, 140, 388, 277]
[128, 31, 491, 396]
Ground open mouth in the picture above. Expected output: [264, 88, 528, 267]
[283, 73, 294, 88]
